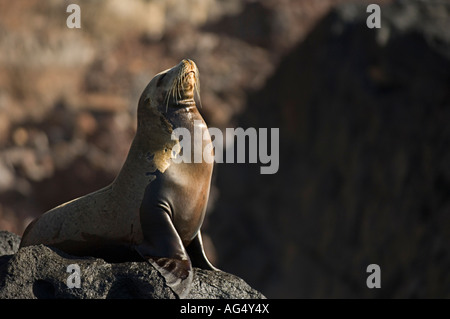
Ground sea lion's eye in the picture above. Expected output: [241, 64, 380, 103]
[157, 73, 166, 87]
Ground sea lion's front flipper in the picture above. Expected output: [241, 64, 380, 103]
[146, 256, 193, 299]
[187, 231, 219, 271]
[135, 204, 193, 298]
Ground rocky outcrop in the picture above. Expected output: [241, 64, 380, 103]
[0, 231, 21, 256]
[0, 231, 264, 299]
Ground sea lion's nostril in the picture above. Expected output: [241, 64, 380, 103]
[182, 59, 194, 68]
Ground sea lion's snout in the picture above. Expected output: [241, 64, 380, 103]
[180, 58, 195, 71]
[179, 59, 198, 90]
[163, 59, 200, 108]
[139, 59, 201, 113]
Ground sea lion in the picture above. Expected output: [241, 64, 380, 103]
[20, 59, 217, 298]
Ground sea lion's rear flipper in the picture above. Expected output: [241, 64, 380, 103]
[186, 231, 219, 271]
[135, 205, 193, 298]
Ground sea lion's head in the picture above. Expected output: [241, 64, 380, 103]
[139, 59, 201, 116]
[135, 59, 202, 170]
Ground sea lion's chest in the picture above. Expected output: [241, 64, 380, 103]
[144, 108, 213, 242]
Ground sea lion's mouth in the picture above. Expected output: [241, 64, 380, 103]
[174, 99, 196, 107]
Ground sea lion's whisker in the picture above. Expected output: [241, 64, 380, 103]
[171, 80, 177, 104]
[178, 71, 184, 100]
[175, 79, 180, 104]
[195, 81, 202, 108]
[165, 91, 170, 112]
[166, 82, 175, 112]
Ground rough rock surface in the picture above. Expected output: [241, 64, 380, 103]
[0, 231, 21, 256]
[0, 231, 264, 299]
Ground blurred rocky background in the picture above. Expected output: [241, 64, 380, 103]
[0, 0, 449, 298]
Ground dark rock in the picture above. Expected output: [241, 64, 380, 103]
[0, 232, 264, 299]
[209, 0, 450, 298]
[0, 230, 21, 256]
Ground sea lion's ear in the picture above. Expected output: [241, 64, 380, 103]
[143, 95, 156, 110]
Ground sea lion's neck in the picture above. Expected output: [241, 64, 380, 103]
[111, 111, 177, 198]
[113, 136, 155, 183]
